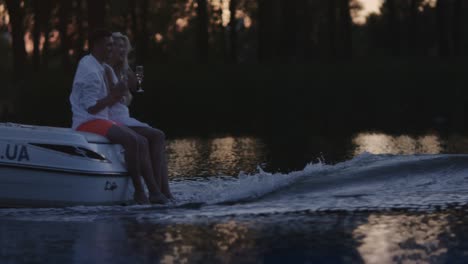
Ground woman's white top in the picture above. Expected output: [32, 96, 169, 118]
[105, 64, 149, 128]
[69, 55, 109, 129]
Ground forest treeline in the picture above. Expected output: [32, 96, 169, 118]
[0, 0, 467, 135]
[0, 0, 466, 76]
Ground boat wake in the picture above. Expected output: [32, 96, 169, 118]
[3, 153, 468, 222]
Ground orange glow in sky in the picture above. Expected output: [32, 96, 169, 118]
[355, 0, 383, 24]
[361, 0, 383, 15]
[356, 0, 436, 24]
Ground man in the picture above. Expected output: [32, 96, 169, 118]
[69, 29, 167, 204]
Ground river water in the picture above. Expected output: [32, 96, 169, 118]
[2, 132, 468, 263]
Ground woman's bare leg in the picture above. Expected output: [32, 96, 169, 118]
[106, 125, 147, 204]
[130, 126, 173, 199]
[135, 134, 167, 204]
[159, 149, 172, 199]
[107, 125, 167, 204]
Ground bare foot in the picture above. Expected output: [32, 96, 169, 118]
[149, 192, 169, 204]
[164, 192, 174, 200]
[133, 192, 149, 205]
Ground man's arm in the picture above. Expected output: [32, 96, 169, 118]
[87, 95, 118, 115]
[88, 82, 127, 114]
[78, 72, 125, 115]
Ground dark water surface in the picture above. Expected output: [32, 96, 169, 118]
[2, 132, 468, 263]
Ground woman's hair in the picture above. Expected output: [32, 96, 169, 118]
[111, 32, 134, 106]
[111, 32, 132, 74]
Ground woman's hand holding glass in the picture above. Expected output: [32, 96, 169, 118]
[135, 65, 144, 93]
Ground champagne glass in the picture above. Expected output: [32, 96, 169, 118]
[135, 65, 144, 93]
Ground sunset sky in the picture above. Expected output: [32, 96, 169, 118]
[356, 0, 437, 23]
[361, 0, 383, 15]
[356, 0, 383, 24]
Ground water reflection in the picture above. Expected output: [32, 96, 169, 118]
[209, 137, 238, 173]
[166, 133, 468, 178]
[161, 226, 195, 264]
[353, 213, 450, 264]
[166, 137, 266, 178]
[3, 210, 468, 263]
[353, 133, 442, 156]
[122, 220, 256, 264]
[445, 134, 468, 154]
[166, 138, 202, 178]
[213, 220, 251, 250]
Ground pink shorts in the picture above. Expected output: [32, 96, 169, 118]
[77, 119, 122, 136]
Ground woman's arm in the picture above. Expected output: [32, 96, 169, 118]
[126, 68, 138, 93]
[104, 65, 115, 91]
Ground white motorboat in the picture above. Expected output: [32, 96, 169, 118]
[0, 123, 132, 207]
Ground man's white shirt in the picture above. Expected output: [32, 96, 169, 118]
[69, 55, 109, 129]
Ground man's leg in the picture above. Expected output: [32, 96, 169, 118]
[130, 126, 173, 199]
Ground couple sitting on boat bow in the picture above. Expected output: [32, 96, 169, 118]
[69, 29, 173, 205]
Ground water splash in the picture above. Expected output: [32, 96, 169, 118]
[2, 153, 468, 222]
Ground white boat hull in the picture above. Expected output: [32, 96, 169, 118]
[0, 123, 134, 207]
[0, 167, 132, 207]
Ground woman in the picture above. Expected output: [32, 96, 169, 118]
[105, 32, 173, 200]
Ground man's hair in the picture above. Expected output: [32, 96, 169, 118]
[88, 29, 112, 51]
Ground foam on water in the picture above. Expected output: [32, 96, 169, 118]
[170, 162, 327, 205]
[2, 153, 468, 222]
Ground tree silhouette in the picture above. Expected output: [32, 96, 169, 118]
[0, 0, 464, 73]
[87, 0, 106, 30]
[130, 0, 150, 64]
[386, 0, 399, 56]
[59, 0, 72, 70]
[76, 0, 86, 60]
[436, 0, 450, 57]
[141, 0, 149, 63]
[328, 0, 337, 58]
[408, 0, 418, 55]
[280, 0, 297, 61]
[328, 0, 353, 59]
[33, 0, 53, 70]
[296, 0, 309, 61]
[32, 0, 42, 70]
[257, 0, 272, 62]
[41, 2, 52, 67]
[340, 0, 352, 59]
[196, 0, 209, 62]
[452, 0, 463, 56]
[130, 0, 138, 58]
[5, 0, 27, 78]
[229, 0, 238, 63]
